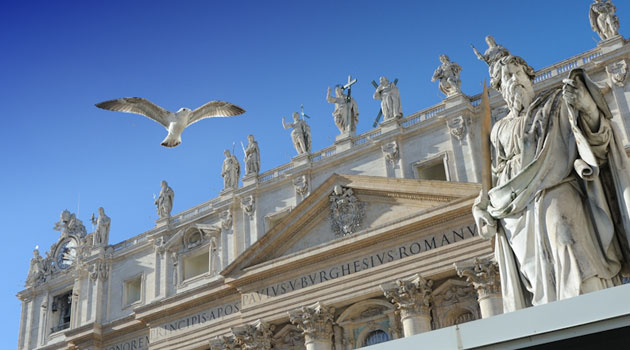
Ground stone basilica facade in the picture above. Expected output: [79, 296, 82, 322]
[17, 5, 630, 350]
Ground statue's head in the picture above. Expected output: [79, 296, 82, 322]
[161, 180, 167, 187]
[292, 112, 300, 121]
[98, 207, 105, 215]
[33, 247, 40, 258]
[485, 35, 496, 47]
[439, 54, 450, 63]
[60, 209, 71, 223]
[224, 149, 230, 157]
[380, 76, 389, 85]
[248, 134, 255, 143]
[492, 56, 536, 116]
[335, 87, 344, 97]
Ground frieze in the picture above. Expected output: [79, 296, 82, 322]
[150, 301, 241, 342]
[105, 335, 150, 350]
[242, 223, 476, 307]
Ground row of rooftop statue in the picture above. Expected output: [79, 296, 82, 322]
[29, 1, 630, 314]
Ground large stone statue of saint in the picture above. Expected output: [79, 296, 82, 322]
[26, 248, 45, 286]
[326, 86, 359, 134]
[222, 149, 240, 190]
[243, 134, 260, 176]
[91, 207, 111, 246]
[472, 41, 630, 312]
[431, 55, 462, 97]
[282, 112, 312, 155]
[589, 0, 620, 41]
[155, 180, 174, 218]
[373, 77, 402, 120]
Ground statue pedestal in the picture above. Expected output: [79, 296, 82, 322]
[335, 131, 355, 153]
[379, 118, 401, 133]
[155, 217, 170, 228]
[443, 93, 469, 109]
[598, 35, 625, 53]
[242, 174, 258, 187]
[292, 153, 311, 167]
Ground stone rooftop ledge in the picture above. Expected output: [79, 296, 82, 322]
[363, 283, 630, 349]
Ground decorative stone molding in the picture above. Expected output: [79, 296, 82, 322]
[431, 279, 479, 328]
[210, 335, 240, 350]
[381, 274, 433, 321]
[233, 320, 275, 350]
[456, 257, 501, 300]
[240, 195, 256, 219]
[455, 256, 503, 318]
[221, 209, 233, 231]
[293, 175, 310, 199]
[381, 141, 399, 166]
[272, 324, 304, 350]
[88, 260, 108, 281]
[153, 235, 166, 256]
[606, 59, 628, 87]
[288, 302, 335, 346]
[447, 116, 467, 141]
[329, 185, 365, 236]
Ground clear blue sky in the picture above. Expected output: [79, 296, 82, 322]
[1, 0, 624, 346]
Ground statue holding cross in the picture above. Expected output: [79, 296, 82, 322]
[326, 75, 359, 134]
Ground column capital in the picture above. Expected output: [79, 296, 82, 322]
[288, 302, 335, 345]
[232, 320, 274, 350]
[210, 335, 240, 350]
[455, 256, 501, 300]
[381, 274, 433, 320]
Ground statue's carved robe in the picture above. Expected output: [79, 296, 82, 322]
[486, 69, 630, 311]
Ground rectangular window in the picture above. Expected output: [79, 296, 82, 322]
[183, 251, 209, 280]
[50, 290, 72, 333]
[412, 154, 450, 181]
[123, 275, 142, 306]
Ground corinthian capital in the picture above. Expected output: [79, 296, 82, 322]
[455, 256, 501, 300]
[288, 302, 335, 345]
[232, 320, 274, 350]
[381, 274, 433, 319]
[209, 335, 239, 350]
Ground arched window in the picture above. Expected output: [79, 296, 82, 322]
[364, 330, 389, 346]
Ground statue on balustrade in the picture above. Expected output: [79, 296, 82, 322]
[472, 39, 630, 312]
[155, 180, 174, 218]
[589, 0, 620, 41]
[432, 55, 463, 97]
[282, 112, 312, 155]
[243, 134, 260, 176]
[373, 76, 403, 120]
[91, 207, 111, 246]
[327, 86, 359, 134]
[222, 149, 240, 190]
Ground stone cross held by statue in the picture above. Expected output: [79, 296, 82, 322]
[342, 75, 357, 132]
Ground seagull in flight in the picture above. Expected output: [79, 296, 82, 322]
[95, 97, 246, 147]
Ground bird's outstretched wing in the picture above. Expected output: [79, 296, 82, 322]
[95, 97, 171, 128]
[188, 101, 245, 126]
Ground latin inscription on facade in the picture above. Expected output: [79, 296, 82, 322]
[242, 223, 476, 306]
[150, 301, 240, 342]
[106, 336, 150, 350]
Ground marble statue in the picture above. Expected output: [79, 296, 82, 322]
[472, 43, 630, 312]
[155, 180, 174, 218]
[326, 86, 359, 134]
[472, 35, 510, 73]
[95, 97, 245, 148]
[282, 112, 312, 155]
[589, 0, 620, 40]
[222, 149, 240, 190]
[53, 210, 87, 237]
[26, 248, 45, 286]
[91, 207, 111, 246]
[373, 77, 403, 120]
[243, 134, 260, 176]
[432, 55, 463, 97]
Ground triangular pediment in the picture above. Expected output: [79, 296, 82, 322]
[222, 174, 480, 279]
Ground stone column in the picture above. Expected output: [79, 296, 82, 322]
[289, 302, 335, 350]
[381, 274, 433, 337]
[456, 256, 503, 318]
[233, 320, 274, 350]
